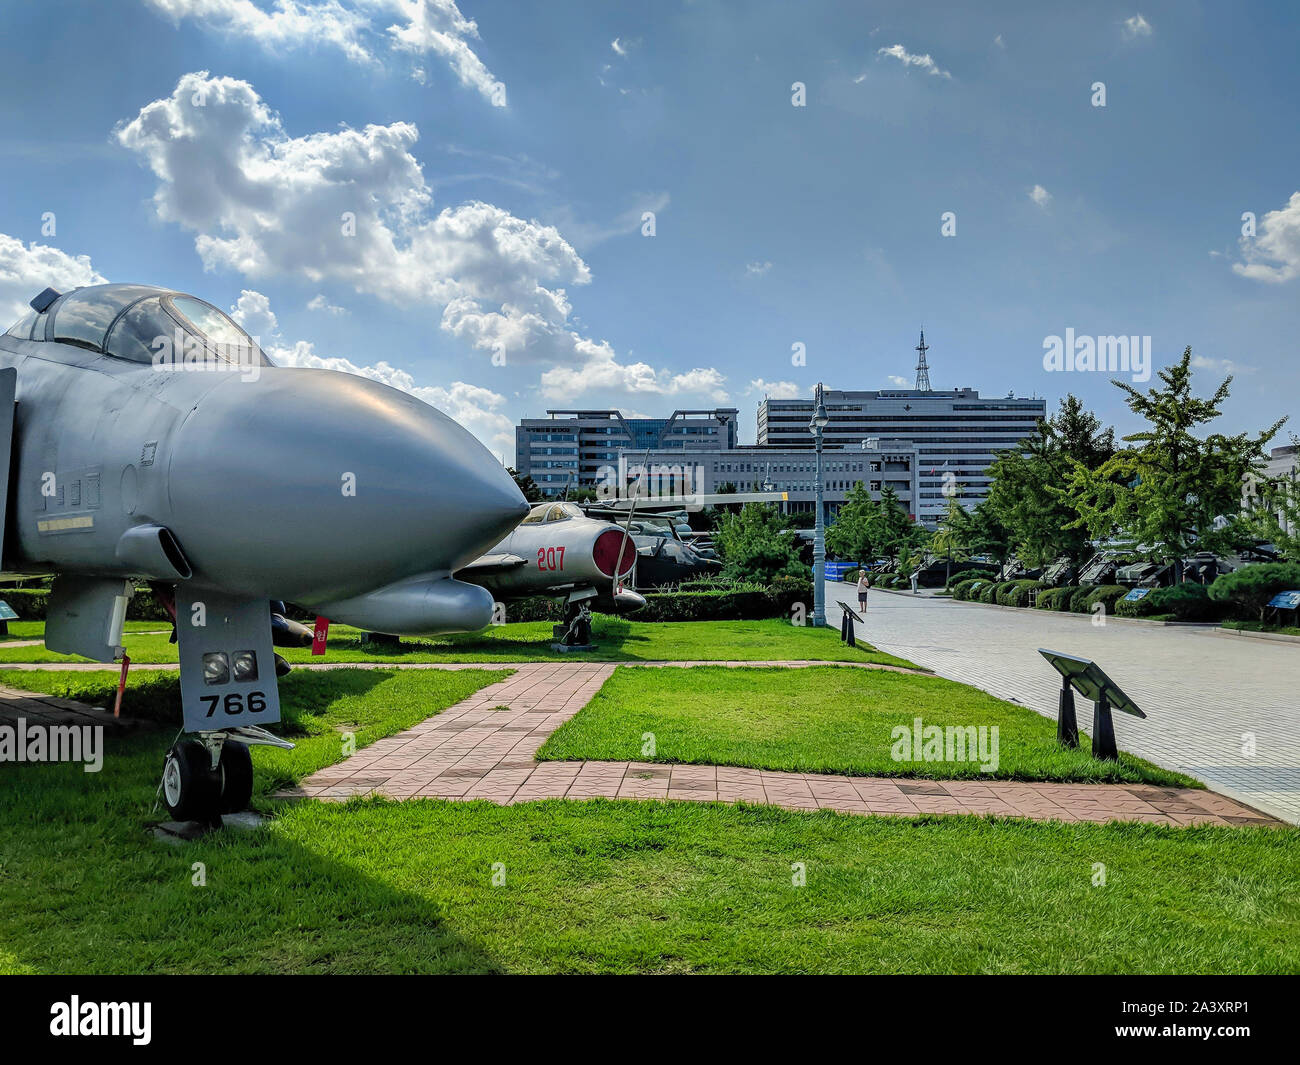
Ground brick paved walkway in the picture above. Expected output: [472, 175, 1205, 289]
[0, 683, 148, 732]
[824, 583, 1300, 824]
[281, 662, 1281, 826]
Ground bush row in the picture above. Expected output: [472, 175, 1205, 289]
[0, 585, 174, 621]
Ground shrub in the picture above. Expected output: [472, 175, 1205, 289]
[1068, 585, 1098, 613]
[977, 582, 999, 604]
[945, 568, 991, 592]
[637, 576, 813, 622]
[1083, 584, 1128, 617]
[1036, 586, 1076, 611]
[1208, 563, 1300, 621]
[0, 584, 173, 621]
[952, 578, 983, 601]
[1005, 580, 1047, 608]
[1115, 582, 1225, 623]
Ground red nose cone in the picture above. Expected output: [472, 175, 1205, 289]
[593, 529, 636, 578]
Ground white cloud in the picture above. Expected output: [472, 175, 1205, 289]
[116, 73, 595, 370]
[0, 234, 106, 324]
[748, 378, 802, 399]
[116, 73, 722, 410]
[144, 0, 504, 104]
[229, 288, 279, 338]
[993, 34, 1005, 49]
[887, 375, 910, 387]
[876, 44, 951, 79]
[745, 260, 772, 276]
[540, 354, 728, 404]
[1191, 354, 1255, 376]
[1121, 14, 1152, 40]
[1028, 184, 1052, 208]
[307, 293, 349, 314]
[611, 37, 627, 56]
[1232, 191, 1300, 284]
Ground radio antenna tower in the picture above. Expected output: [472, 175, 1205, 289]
[914, 329, 932, 391]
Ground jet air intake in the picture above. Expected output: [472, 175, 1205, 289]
[115, 524, 193, 581]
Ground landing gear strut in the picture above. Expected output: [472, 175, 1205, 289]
[552, 600, 594, 650]
[160, 727, 293, 826]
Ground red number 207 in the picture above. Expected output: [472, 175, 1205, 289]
[537, 546, 565, 571]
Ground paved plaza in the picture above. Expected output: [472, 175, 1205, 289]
[825, 584, 1300, 824]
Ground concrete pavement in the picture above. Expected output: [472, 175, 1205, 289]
[825, 582, 1300, 823]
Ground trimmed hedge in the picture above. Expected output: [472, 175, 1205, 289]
[1082, 584, 1128, 617]
[945, 568, 992, 592]
[952, 578, 984, 601]
[0, 585, 173, 621]
[1116, 582, 1224, 622]
[1067, 585, 1099, 613]
[1004, 580, 1047, 608]
[638, 578, 811, 621]
[1035, 586, 1076, 611]
[1208, 562, 1300, 622]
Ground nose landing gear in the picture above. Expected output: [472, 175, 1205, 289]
[159, 727, 294, 828]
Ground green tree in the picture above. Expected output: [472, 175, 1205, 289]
[825, 482, 880, 562]
[985, 394, 1115, 568]
[507, 467, 543, 503]
[1058, 349, 1284, 581]
[874, 485, 920, 564]
[1245, 434, 1300, 562]
[713, 503, 805, 582]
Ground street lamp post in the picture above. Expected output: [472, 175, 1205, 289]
[810, 382, 830, 627]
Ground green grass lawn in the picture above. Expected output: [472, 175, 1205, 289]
[538, 665, 1196, 786]
[0, 616, 919, 669]
[1, 666, 1295, 974]
[1222, 620, 1300, 637]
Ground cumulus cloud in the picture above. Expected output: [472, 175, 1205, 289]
[1232, 191, 1300, 284]
[1121, 14, 1152, 40]
[1191, 354, 1254, 376]
[876, 44, 951, 79]
[745, 260, 772, 276]
[144, 0, 504, 104]
[0, 233, 105, 324]
[887, 375, 910, 387]
[115, 73, 728, 408]
[307, 293, 348, 314]
[540, 354, 728, 404]
[116, 73, 589, 364]
[748, 378, 802, 399]
[1029, 184, 1052, 208]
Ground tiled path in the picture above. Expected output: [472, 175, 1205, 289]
[824, 583, 1300, 824]
[281, 662, 1281, 826]
[0, 683, 148, 732]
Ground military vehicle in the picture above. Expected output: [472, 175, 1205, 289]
[0, 283, 527, 823]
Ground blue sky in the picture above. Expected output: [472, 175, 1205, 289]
[1, 0, 1296, 461]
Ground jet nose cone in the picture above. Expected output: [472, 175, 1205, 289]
[168, 368, 527, 600]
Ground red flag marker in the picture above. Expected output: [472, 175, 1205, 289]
[311, 616, 330, 656]
[113, 654, 130, 718]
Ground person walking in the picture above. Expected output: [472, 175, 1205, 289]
[857, 571, 871, 612]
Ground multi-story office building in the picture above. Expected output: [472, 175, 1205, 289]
[516, 408, 739, 495]
[757, 387, 1045, 526]
[618, 440, 920, 523]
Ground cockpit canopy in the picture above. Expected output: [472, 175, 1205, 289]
[3, 283, 272, 368]
[519, 501, 585, 524]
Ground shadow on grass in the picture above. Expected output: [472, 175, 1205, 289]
[0, 728, 503, 974]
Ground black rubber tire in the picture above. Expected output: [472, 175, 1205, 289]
[217, 740, 254, 814]
[162, 740, 220, 822]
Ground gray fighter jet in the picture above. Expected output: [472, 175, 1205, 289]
[0, 283, 527, 823]
[457, 500, 642, 644]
